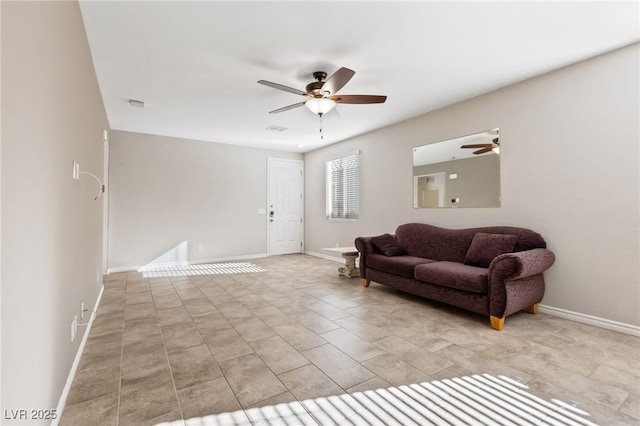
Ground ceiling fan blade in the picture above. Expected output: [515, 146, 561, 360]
[268, 102, 306, 114]
[321, 67, 355, 95]
[332, 95, 387, 104]
[473, 147, 494, 155]
[461, 144, 491, 149]
[258, 80, 308, 97]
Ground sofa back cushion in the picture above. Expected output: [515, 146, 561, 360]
[395, 223, 547, 262]
[464, 232, 517, 267]
[370, 233, 407, 256]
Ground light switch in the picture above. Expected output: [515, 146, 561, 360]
[258, 208, 266, 215]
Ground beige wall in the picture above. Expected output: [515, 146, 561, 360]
[305, 44, 640, 328]
[108, 131, 302, 271]
[1, 1, 108, 421]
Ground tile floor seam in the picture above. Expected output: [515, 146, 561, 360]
[116, 306, 125, 426]
[306, 342, 378, 390]
[239, 282, 349, 403]
[152, 287, 186, 423]
[244, 339, 308, 397]
[218, 305, 310, 407]
[277, 363, 347, 402]
[197, 322, 245, 419]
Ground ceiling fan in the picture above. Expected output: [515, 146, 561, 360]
[258, 67, 387, 116]
[461, 137, 500, 154]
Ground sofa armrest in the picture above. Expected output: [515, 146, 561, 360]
[488, 248, 555, 319]
[354, 236, 385, 278]
[354, 236, 377, 257]
[489, 248, 556, 281]
[355, 237, 372, 279]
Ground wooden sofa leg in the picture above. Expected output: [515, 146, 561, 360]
[362, 278, 370, 287]
[490, 316, 505, 331]
[525, 304, 539, 314]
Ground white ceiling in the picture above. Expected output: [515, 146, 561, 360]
[79, 1, 639, 153]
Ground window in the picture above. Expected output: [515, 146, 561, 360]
[326, 151, 359, 220]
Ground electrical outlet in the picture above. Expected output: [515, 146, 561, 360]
[71, 315, 78, 342]
[198, 244, 204, 252]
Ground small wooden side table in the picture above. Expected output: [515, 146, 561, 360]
[323, 247, 360, 278]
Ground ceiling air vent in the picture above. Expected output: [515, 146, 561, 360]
[129, 99, 145, 108]
[265, 125, 288, 132]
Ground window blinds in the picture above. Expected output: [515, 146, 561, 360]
[326, 151, 359, 220]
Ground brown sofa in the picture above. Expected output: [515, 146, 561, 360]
[354, 223, 555, 330]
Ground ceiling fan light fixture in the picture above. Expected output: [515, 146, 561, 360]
[305, 98, 335, 116]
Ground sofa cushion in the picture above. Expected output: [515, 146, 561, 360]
[394, 223, 547, 262]
[370, 233, 407, 256]
[415, 261, 489, 293]
[396, 224, 472, 262]
[367, 254, 436, 279]
[464, 232, 518, 268]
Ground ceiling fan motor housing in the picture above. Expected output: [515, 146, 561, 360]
[305, 81, 324, 95]
[312, 71, 327, 81]
[306, 71, 329, 96]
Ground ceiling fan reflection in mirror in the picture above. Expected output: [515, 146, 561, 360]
[461, 134, 500, 155]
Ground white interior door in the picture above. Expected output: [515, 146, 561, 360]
[414, 173, 446, 207]
[268, 158, 303, 256]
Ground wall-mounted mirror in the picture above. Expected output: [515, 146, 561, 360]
[413, 129, 500, 208]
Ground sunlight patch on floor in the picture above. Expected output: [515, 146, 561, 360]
[136, 241, 266, 277]
[156, 374, 596, 426]
[139, 262, 265, 278]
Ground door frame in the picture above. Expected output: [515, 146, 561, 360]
[102, 129, 110, 274]
[267, 157, 304, 257]
[413, 172, 446, 208]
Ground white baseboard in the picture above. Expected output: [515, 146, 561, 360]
[52, 284, 104, 425]
[107, 253, 268, 274]
[538, 304, 640, 337]
[305, 250, 345, 263]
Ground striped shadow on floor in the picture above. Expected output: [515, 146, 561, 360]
[158, 374, 597, 426]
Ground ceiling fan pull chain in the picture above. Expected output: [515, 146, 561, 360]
[319, 114, 324, 140]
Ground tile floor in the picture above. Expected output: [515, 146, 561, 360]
[60, 254, 639, 425]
